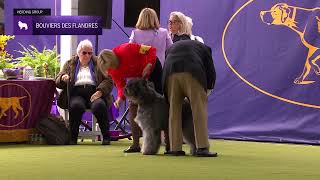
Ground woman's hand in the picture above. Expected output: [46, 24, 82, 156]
[61, 74, 70, 82]
[90, 90, 102, 102]
[142, 63, 152, 78]
[114, 97, 123, 109]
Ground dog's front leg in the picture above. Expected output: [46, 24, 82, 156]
[294, 58, 312, 84]
[310, 49, 320, 75]
[0, 110, 7, 118]
[142, 128, 161, 155]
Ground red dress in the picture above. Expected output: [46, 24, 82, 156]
[108, 43, 156, 100]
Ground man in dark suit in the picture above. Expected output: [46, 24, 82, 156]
[162, 40, 217, 157]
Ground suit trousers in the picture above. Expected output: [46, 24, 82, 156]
[166, 72, 209, 151]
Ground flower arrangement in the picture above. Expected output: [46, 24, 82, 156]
[15, 43, 60, 78]
[0, 35, 15, 69]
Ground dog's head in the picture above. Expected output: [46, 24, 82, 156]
[124, 78, 156, 105]
[260, 3, 292, 26]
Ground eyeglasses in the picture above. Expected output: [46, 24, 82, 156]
[168, 20, 179, 25]
[82, 51, 93, 55]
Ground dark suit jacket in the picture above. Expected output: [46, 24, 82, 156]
[162, 40, 216, 94]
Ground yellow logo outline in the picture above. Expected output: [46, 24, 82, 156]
[222, 0, 320, 109]
[0, 83, 32, 127]
[260, 3, 320, 84]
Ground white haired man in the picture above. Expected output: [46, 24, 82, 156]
[163, 40, 217, 157]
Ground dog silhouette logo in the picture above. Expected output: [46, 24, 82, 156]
[0, 96, 27, 119]
[18, 21, 28, 30]
[260, 3, 320, 84]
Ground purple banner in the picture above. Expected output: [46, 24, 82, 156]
[0, 79, 55, 130]
[13, 16, 102, 35]
[207, 0, 320, 144]
[5, 0, 320, 145]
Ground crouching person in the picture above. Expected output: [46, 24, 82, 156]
[97, 43, 162, 153]
[163, 40, 217, 157]
[55, 39, 114, 145]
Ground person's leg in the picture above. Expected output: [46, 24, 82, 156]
[124, 101, 141, 152]
[166, 73, 184, 154]
[182, 73, 217, 157]
[69, 96, 86, 144]
[91, 98, 110, 145]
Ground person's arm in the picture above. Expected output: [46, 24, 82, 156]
[112, 75, 126, 108]
[113, 75, 126, 101]
[203, 46, 216, 90]
[91, 75, 113, 102]
[140, 44, 156, 78]
[55, 59, 72, 89]
[96, 75, 113, 97]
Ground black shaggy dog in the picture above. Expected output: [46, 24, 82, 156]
[124, 78, 196, 155]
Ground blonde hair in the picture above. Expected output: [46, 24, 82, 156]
[97, 49, 118, 76]
[185, 16, 193, 35]
[135, 8, 160, 30]
[169, 11, 188, 36]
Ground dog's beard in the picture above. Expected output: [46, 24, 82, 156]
[125, 87, 156, 105]
[126, 96, 141, 105]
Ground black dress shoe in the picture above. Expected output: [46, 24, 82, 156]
[123, 146, 141, 153]
[194, 148, 218, 157]
[101, 138, 110, 145]
[164, 150, 186, 156]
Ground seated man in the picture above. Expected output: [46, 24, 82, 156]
[55, 39, 114, 145]
[98, 43, 162, 153]
[162, 40, 217, 157]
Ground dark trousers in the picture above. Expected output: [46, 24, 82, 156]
[69, 85, 109, 140]
[149, 58, 163, 94]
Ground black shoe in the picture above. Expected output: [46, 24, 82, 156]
[164, 150, 186, 156]
[123, 146, 141, 153]
[102, 138, 110, 145]
[194, 148, 218, 157]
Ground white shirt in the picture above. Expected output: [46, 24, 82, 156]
[74, 66, 95, 86]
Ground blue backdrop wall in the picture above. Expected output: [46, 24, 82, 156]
[4, 0, 320, 144]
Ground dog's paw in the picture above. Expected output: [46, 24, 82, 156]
[142, 150, 157, 155]
[294, 78, 315, 84]
[294, 77, 302, 84]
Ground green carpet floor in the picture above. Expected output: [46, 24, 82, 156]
[0, 139, 319, 180]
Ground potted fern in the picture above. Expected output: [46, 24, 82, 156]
[15, 43, 60, 78]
